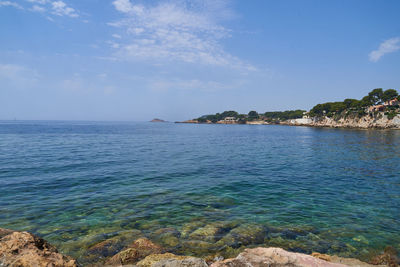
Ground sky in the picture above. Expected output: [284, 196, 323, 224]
[0, 0, 400, 121]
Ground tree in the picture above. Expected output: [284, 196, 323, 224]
[368, 88, 384, 105]
[382, 89, 398, 102]
[220, 111, 239, 119]
[343, 99, 359, 109]
[359, 95, 373, 107]
[248, 111, 259, 120]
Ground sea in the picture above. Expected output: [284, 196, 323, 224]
[0, 121, 399, 264]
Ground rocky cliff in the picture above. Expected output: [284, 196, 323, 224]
[286, 113, 400, 129]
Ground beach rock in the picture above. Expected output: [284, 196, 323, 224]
[137, 253, 191, 267]
[210, 247, 347, 267]
[265, 236, 310, 254]
[210, 247, 385, 267]
[370, 246, 399, 267]
[330, 255, 386, 267]
[312, 252, 332, 262]
[0, 228, 78, 267]
[152, 257, 208, 267]
[105, 237, 163, 265]
[0, 228, 13, 239]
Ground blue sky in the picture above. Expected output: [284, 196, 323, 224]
[1, 0, 399, 121]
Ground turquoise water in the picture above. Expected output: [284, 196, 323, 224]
[0, 121, 399, 264]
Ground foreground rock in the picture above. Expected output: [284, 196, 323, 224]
[137, 253, 207, 267]
[0, 228, 78, 267]
[152, 257, 208, 267]
[210, 247, 382, 267]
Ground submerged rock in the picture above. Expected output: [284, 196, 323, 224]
[105, 237, 163, 266]
[137, 253, 191, 267]
[0, 228, 78, 267]
[84, 229, 143, 262]
[217, 224, 266, 248]
[152, 228, 181, 248]
[189, 222, 233, 243]
[181, 221, 206, 238]
[178, 240, 217, 255]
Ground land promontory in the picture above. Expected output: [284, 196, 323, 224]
[178, 88, 400, 129]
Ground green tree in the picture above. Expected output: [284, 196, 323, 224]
[343, 99, 359, 109]
[368, 88, 384, 105]
[248, 110, 259, 120]
[359, 95, 373, 107]
[382, 89, 398, 102]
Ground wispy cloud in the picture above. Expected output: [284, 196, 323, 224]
[31, 4, 45, 12]
[0, 0, 79, 18]
[51, 1, 78, 17]
[0, 1, 23, 9]
[369, 37, 400, 62]
[149, 78, 238, 92]
[109, 0, 255, 70]
[0, 64, 39, 86]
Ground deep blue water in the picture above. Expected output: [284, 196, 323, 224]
[0, 121, 399, 263]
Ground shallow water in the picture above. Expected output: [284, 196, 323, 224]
[0, 121, 399, 264]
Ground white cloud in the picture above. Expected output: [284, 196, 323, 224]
[0, 1, 23, 9]
[109, 0, 255, 70]
[2, 0, 79, 18]
[26, 0, 49, 4]
[369, 37, 400, 62]
[31, 4, 45, 12]
[51, 1, 78, 17]
[0, 64, 39, 86]
[149, 78, 236, 92]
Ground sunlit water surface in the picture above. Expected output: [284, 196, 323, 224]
[0, 121, 399, 264]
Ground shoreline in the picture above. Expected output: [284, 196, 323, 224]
[175, 121, 400, 130]
[1, 226, 398, 267]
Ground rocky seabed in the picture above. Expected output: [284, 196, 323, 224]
[1, 227, 399, 267]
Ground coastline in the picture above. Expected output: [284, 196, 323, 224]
[0, 227, 397, 267]
[176, 113, 400, 130]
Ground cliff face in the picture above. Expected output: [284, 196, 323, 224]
[287, 113, 400, 129]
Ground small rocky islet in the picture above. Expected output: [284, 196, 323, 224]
[1, 223, 399, 267]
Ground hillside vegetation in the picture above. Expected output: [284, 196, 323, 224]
[309, 88, 400, 119]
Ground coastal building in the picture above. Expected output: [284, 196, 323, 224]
[289, 118, 313, 125]
[302, 112, 310, 119]
[368, 105, 385, 113]
[384, 98, 400, 107]
[224, 117, 237, 122]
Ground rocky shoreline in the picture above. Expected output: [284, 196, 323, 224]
[1, 228, 398, 267]
[177, 113, 400, 130]
[282, 113, 400, 129]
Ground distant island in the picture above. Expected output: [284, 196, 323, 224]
[178, 88, 400, 129]
[150, 118, 167, 123]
